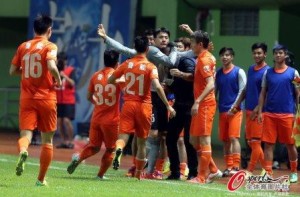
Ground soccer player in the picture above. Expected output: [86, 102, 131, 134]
[67, 49, 121, 179]
[188, 30, 222, 184]
[215, 47, 246, 177]
[98, 25, 174, 179]
[108, 36, 176, 180]
[231, 43, 269, 173]
[257, 44, 299, 183]
[9, 14, 62, 186]
[55, 52, 76, 149]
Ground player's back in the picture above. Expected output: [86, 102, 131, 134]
[89, 67, 121, 124]
[12, 36, 58, 100]
[120, 55, 157, 103]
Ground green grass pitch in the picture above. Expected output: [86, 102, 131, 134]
[0, 154, 297, 197]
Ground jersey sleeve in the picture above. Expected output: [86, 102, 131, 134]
[261, 70, 268, 88]
[198, 57, 214, 78]
[88, 74, 95, 93]
[11, 44, 22, 67]
[149, 64, 159, 80]
[46, 44, 58, 61]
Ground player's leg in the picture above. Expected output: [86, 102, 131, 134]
[67, 121, 101, 174]
[261, 115, 277, 176]
[98, 124, 118, 179]
[16, 99, 35, 176]
[229, 111, 242, 175]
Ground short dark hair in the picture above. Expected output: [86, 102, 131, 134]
[272, 44, 288, 54]
[134, 36, 149, 53]
[154, 27, 170, 38]
[219, 47, 235, 56]
[33, 14, 53, 35]
[191, 30, 209, 48]
[104, 49, 120, 67]
[175, 37, 191, 49]
[251, 42, 268, 53]
[57, 52, 67, 71]
[143, 29, 154, 37]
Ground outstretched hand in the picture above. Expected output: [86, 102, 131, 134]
[97, 24, 107, 39]
[179, 24, 193, 35]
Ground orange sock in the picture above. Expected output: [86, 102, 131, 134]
[18, 137, 30, 152]
[232, 153, 241, 169]
[155, 159, 165, 172]
[263, 160, 273, 175]
[224, 154, 233, 169]
[197, 145, 212, 182]
[248, 141, 263, 172]
[79, 145, 99, 162]
[38, 144, 53, 182]
[180, 163, 187, 175]
[290, 160, 298, 173]
[116, 139, 126, 150]
[98, 150, 114, 177]
[209, 157, 218, 173]
[135, 157, 146, 180]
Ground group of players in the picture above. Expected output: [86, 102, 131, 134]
[10, 14, 299, 186]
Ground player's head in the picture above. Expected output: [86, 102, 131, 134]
[104, 49, 120, 68]
[57, 52, 67, 71]
[143, 29, 155, 46]
[273, 44, 288, 54]
[219, 47, 235, 66]
[33, 14, 53, 38]
[251, 42, 267, 64]
[175, 37, 191, 51]
[134, 36, 149, 53]
[154, 27, 170, 49]
[273, 44, 288, 64]
[190, 30, 209, 55]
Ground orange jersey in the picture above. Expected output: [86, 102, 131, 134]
[11, 36, 58, 100]
[112, 55, 158, 103]
[194, 50, 216, 105]
[88, 67, 121, 125]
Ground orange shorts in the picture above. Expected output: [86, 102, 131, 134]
[190, 104, 216, 137]
[19, 99, 57, 132]
[262, 115, 295, 144]
[219, 111, 242, 141]
[89, 121, 118, 149]
[245, 111, 263, 140]
[120, 101, 152, 139]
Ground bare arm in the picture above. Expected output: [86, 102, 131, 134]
[257, 87, 266, 123]
[9, 64, 22, 76]
[108, 74, 117, 84]
[60, 71, 75, 86]
[169, 68, 194, 81]
[47, 59, 62, 86]
[152, 78, 176, 118]
[86, 91, 96, 104]
[191, 76, 215, 116]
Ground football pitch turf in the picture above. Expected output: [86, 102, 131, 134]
[0, 154, 297, 197]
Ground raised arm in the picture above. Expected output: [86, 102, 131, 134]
[98, 24, 136, 57]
